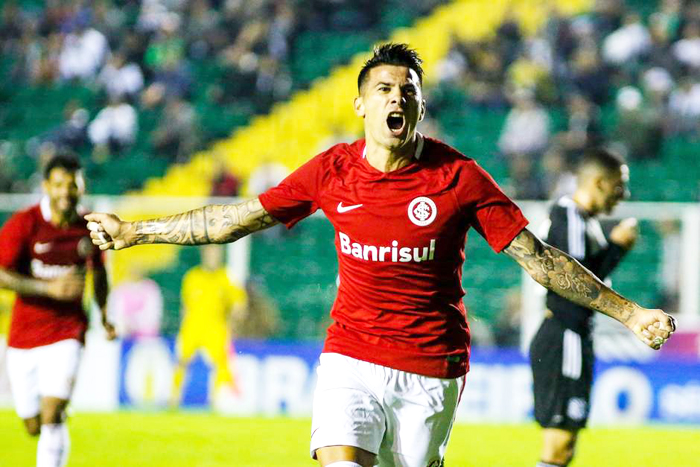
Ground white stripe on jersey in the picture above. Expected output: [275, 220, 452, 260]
[559, 197, 585, 259]
[562, 329, 582, 380]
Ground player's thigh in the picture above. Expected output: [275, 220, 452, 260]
[5, 346, 41, 419]
[37, 339, 82, 401]
[310, 353, 385, 461]
[201, 333, 231, 367]
[378, 373, 464, 467]
[175, 327, 200, 363]
[531, 322, 592, 429]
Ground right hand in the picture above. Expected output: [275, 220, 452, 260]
[45, 273, 85, 301]
[85, 213, 133, 250]
[610, 217, 638, 249]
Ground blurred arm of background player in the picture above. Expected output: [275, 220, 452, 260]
[85, 198, 278, 250]
[92, 260, 117, 340]
[503, 227, 674, 350]
[0, 266, 84, 301]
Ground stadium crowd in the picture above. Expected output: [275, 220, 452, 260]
[0, 0, 441, 193]
[1, 0, 698, 199]
[434, 0, 700, 200]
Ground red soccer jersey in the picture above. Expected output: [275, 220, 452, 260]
[259, 136, 528, 378]
[0, 199, 103, 348]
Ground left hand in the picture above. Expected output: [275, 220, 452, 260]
[626, 308, 676, 350]
[610, 218, 638, 250]
[102, 316, 117, 341]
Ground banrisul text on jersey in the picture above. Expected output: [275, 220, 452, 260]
[339, 232, 436, 263]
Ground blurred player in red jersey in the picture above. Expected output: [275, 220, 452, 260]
[0, 155, 116, 467]
[85, 44, 675, 467]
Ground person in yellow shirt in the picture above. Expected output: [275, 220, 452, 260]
[171, 244, 247, 407]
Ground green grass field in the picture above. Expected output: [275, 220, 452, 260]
[1, 409, 699, 466]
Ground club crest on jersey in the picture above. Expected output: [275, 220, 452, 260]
[408, 196, 437, 227]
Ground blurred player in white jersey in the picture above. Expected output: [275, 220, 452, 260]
[85, 44, 675, 467]
[0, 155, 116, 467]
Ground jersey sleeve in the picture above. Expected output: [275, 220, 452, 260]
[0, 211, 32, 270]
[258, 154, 324, 229]
[457, 161, 529, 252]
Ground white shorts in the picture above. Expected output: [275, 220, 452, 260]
[310, 353, 465, 467]
[6, 339, 83, 419]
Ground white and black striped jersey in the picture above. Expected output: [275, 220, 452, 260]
[541, 196, 628, 334]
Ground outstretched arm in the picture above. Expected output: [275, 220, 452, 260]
[85, 198, 279, 250]
[0, 267, 84, 301]
[503, 228, 675, 349]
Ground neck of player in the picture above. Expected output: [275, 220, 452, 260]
[572, 190, 597, 216]
[51, 208, 78, 228]
[365, 136, 417, 173]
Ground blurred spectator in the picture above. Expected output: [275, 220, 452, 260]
[668, 78, 700, 135]
[602, 12, 651, 68]
[614, 86, 663, 160]
[498, 88, 550, 160]
[151, 96, 199, 162]
[507, 48, 556, 104]
[107, 266, 163, 338]
[43, 100, 90, 153]
[185, 0, 221, 59]
[144, 12, 185, 73]
[569, 45, 611, 106]
[646, 12, 678, 72]
[58, 12, 110, 81]
[464, 43, 508, 108]
[558, 93, 602, 162]
[211, 160, 242, 198]
[88, 96, 138, 159]
[0, 1, 24, 52]
[672, 21, 700, 71]
[495, 9, 523, 68]
[98, 51, 145, 102]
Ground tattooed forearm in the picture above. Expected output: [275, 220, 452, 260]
[130, 198, 279, 246]
[503, 229, 639, 324]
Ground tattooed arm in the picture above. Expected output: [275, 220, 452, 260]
[503, 228, 675, 348]
[84, 198, 279, 250]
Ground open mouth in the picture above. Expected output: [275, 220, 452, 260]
[386, 112, 405, 135]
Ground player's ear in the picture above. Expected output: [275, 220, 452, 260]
[419, 99, 426, 122]
[354, 96, 365, 118]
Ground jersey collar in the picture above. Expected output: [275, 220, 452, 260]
[40, 196, 86, 224]
[362, 132, 425, 160]
[40, 196, 52, 222]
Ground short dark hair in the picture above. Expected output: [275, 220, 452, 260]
[357, 43, 424, 92]
[43, 154, 82, 180]
[577, 148, 625, 176]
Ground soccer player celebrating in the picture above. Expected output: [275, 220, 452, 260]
[85, 44, 675, 467]
[531, 149, 643, 467]
[0, 155, 116, 467]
